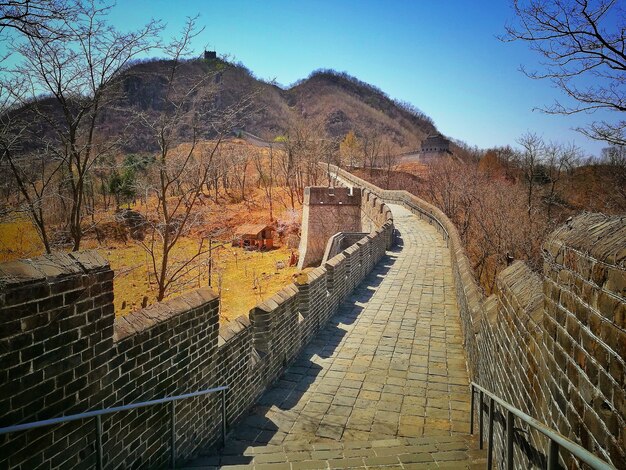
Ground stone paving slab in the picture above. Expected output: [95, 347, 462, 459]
[187, 204, 473, 467]
[183, 435, 486, 469]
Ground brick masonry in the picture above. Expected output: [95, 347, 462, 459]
[297, 186, 363, 269]
[329, 164, 625, 469]
[0, 188, 393, 469]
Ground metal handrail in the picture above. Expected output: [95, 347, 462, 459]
[0, 385, 229, 470]
[470, 382, 614, 470]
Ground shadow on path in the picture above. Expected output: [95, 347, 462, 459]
[188, 236, 403, 466]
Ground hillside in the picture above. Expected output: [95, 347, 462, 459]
[15, 57, 440, 154]
[284, 70, 436, 147]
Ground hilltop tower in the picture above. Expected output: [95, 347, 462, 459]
[420, 132, 451, 154]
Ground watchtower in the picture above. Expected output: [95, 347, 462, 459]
[297, 187, 362, 269]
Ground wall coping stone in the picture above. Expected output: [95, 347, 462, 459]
[113, 286, 217, 341]
[546, 213, 626, 267]
[496, 261, 543, 325]
[219, 315, 251, 344]
[0, 250, 109, 287]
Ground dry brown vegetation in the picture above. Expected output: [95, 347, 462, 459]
[353, 140, 626, 294]
[0, 138, 315, 321]
[21, 60, 437, 155]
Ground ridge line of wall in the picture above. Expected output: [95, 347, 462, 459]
[326, 164, 625, 469]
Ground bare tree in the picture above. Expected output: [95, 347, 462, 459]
[516, 132, 544, 216]
[543, 142, 580, 222]
[504, 0, 626, 145]
[279, 118, 332, 207]
[598, 144, 626, 211]
[137, 17, 253, 301]
[253, 143, 275, 221]
[3, 0, 161, 250]
[0, 0, 75, 38]
[380, 136, 399, 189]
[362, 129, 382, 176]
[424, 157, 477, 242]
[0, 84, 63, 252]
[279, 127, 303, 210]
[222, 142, 251, 203]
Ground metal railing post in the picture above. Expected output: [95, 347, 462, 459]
[470, 384, 475, 434]
[487, 398, 495, 469]
[0, 385, 231, 470]
[506, 410, 514, 469]
[221, 388, 227, 445]
[170, 401, 176, 469]
[548, 440, 559, 470]
[95, 415, 103, 470]
[479, 390, 484, 449]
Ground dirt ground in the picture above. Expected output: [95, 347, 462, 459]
[100, 238, 300, 322]
[0, 188, 303, 324]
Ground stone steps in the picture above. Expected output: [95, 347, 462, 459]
[182, 434, 488, 469]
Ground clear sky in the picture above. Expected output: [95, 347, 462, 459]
[109, 1, 619, 156]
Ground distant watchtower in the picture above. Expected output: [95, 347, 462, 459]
[204, 50, 217, 60]
[421, 132, 451, 154]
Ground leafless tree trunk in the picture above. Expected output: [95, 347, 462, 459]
[544, 142, 580, 222]
[253, 144, 275, 221]
[3, 0, 161, 250]
[599, 144, 626, 211]
[231, 147, 251, 202]
[362, 130, 382, 176]
[381, 136, 398, 189]
[136, 17, 254, 302]
[517, 132, 543, 217]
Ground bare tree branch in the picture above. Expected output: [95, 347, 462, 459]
[504, 0, 626, 144]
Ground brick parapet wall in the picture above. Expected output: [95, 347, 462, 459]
[1, 186, 395, 468]
[107, 289, 221, 468]
[216, 316, 264, 430]
[326, 164, 625, 468]
[0, 251, 115, 469]
[542, 213, 625, 467]
[328, 164, 482, 381]
[480, 262, 552, 468]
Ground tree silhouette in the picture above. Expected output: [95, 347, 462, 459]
[504, 0, 626, 145]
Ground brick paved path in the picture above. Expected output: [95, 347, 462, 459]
[235, 204, 469, 444]
[187, 204, 476, 468]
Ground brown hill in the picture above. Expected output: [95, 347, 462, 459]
[7, 57, 440, 154]
[284, 70, 436, 147]
[107, 58, 439, 152]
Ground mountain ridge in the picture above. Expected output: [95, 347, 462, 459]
[10, 57, 442, 155]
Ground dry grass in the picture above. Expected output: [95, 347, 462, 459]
[0, 184, 302, 324]
[92, 237, 299, 322]
[0, 218, 45, 261]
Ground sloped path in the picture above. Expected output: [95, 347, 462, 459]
[187, 204, 474, 468]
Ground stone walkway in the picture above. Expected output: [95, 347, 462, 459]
[187, 204, 473, 467]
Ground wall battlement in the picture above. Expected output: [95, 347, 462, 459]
[305, 186, 361, 205]
[298, 186, 365, 269]
[0, 187, 394, 469]
[329, 164, 625, 469]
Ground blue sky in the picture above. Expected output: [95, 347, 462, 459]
[104, 2, 622, 155]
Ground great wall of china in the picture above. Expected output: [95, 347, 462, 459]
[0, 165, 624, 469]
